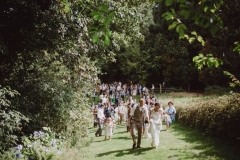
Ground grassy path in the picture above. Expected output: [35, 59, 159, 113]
[81, 122, 240, 160]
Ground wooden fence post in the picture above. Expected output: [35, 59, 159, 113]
[160, 84, 162, 94]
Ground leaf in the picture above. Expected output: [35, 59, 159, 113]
[105, 29, 112, 37]
[90, 12, 101, 17]
[89, 26, 98, 33]
[162, 12, 174, 20]
[197, 36, 203, 42]
[179, 27, 185, 38]
[165, 0, 173, 6]
[189, 37, 195, 44]
[168, 22, 179, 30]
[64, 5, 70, 13]
[104, 35, 110, 45]
[99, 5, 109, 13]
[92, 34, 99, 43]
[191, 31, 197, 36]
[104, 19, 110, 26]
[204, 6, 208, 12]
[108, 11, 115, 20]
[210, 25, 218, 35]
[180, 10, 190, 19]
[179, 23, 187, 30]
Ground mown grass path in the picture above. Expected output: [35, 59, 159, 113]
[82, 122, 240, 160]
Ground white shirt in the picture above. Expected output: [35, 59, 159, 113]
[118, 105, 125, 114]
[117, 85, 121, 91]
[97, 108, 105, 119]
[99, 94, 103, 100]
[102, 85, 106, 91]
[130, 104, 149, 118]
[102, 97, 107, 104]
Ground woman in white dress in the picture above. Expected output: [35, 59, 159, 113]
[149, 102, 163, 148]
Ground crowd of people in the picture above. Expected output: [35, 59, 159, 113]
[90, 81, 176, 149]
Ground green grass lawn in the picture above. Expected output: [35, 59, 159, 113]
[85, 93, 240, 160]
[82, 121, 240, 160]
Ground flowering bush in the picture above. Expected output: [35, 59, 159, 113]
[20, 127, 62, 160]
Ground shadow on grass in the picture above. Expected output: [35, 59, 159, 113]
[113, 131, 128, 134]
[111, 136, 129, 140]
[170, 122, 240, 160]
[96, 147, 155, 158]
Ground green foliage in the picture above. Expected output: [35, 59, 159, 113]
[184, 31, 205, 46]
[233, 42, 240, 53]
[193, 53, 223, 70]
[176, 93, 240, 140]
[21, 127, 61, 160]
[89, 5, 114, 45]
[5, 51, 97, 136]
[160, 0, 240, 88]
[223, 71, 240, 88]
[204, 85, 232, 95]
[0, 85, 29, 153]
[161, 0, 224, 36]
[0, 148, 16, 160]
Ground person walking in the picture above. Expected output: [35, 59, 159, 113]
[118, 102, 125, 124]
[149, 102, 163, 148]
[104, 103, 114, 119]
[151, 84, 155, 94]
[164, 101, 176, 131]
[104, 117, 114, 140]
[127, 98, 149, 149]
[92, 105, 98, 128]
[95, 104, 105, 137]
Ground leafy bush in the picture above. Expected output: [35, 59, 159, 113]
[204, 85, 232, 95]
[0, 85, 29, 153]
[21, 127, 61, 160]
[176, 93, 240, 140]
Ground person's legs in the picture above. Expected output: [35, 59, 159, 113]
[166, 121, 171, 130]
[142, 123, 145, 136]
[131, 122, 137, 148]
[95, 119, 101, 136]
[136, 123, 142, 147]
[120, 114, 124, 124]
[99, 119, 104, 136]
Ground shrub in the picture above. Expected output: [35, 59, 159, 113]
[0, 85, 29, 153]
[204, 85, 232, 95]
[176, 93, 240, 140]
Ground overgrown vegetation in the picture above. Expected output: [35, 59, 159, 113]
[0, 86, 29, 153]
[176, 93, 240, 141]
[1, 0, 240, 159]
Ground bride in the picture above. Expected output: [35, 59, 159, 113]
[149, 102, 163, 148]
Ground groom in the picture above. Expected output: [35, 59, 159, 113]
[128, 98, 149, 149]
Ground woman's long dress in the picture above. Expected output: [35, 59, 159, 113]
[149, 110, 162, 147]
